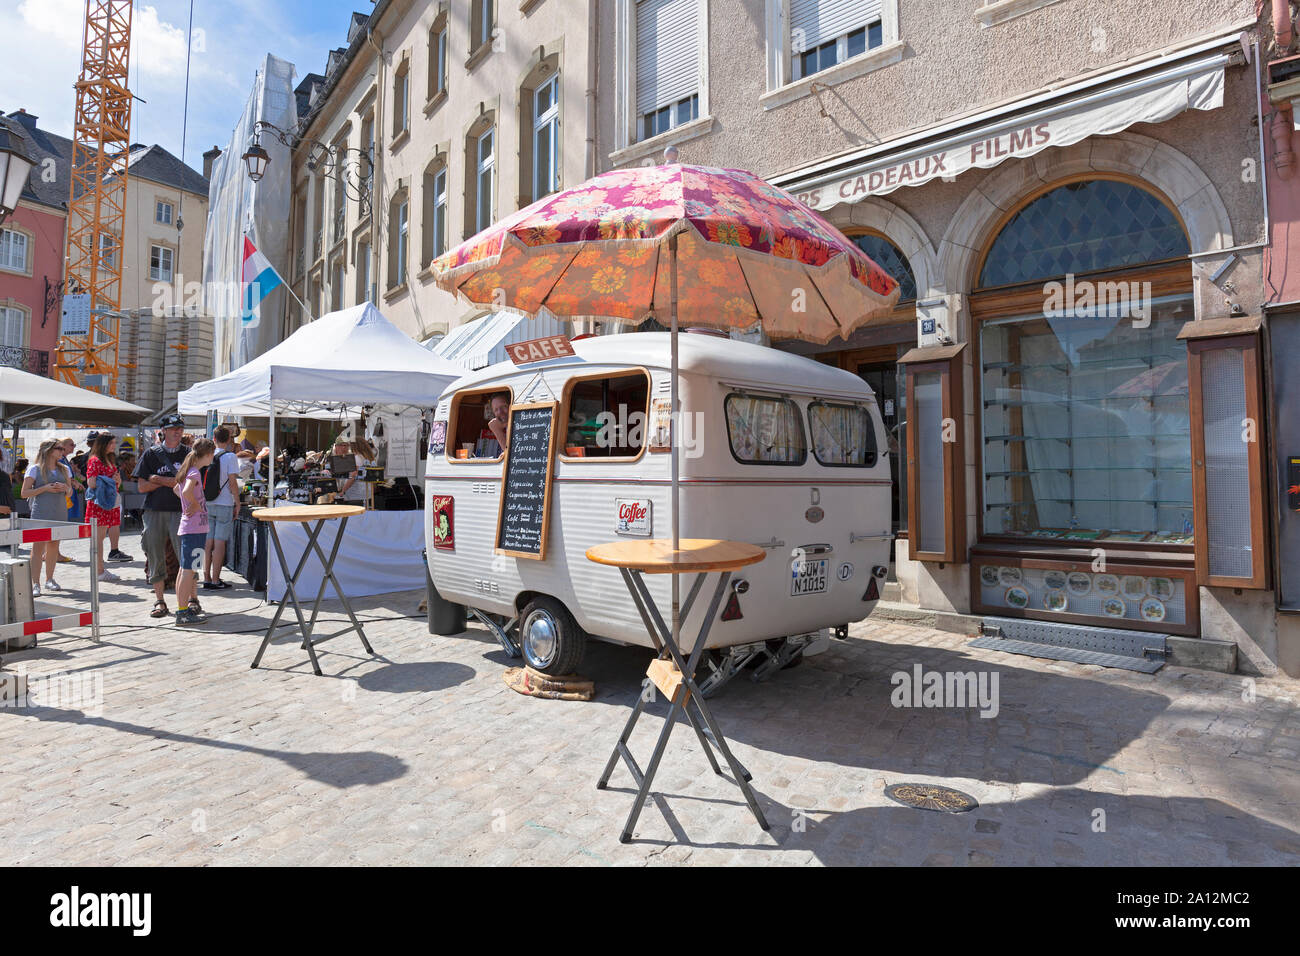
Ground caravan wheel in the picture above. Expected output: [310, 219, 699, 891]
[519, 596, 585, 676]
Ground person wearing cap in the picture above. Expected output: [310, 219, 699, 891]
[133, 414, 193, 619]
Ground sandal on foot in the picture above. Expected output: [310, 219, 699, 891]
[150, 600, 169, 619]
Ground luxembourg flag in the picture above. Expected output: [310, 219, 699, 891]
[241, 235, 284, 326]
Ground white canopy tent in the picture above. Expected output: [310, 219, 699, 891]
[0, 366, 153, 427]
[178, 302, 465, 493]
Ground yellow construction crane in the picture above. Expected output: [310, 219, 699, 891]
[55, 0, 134, 395]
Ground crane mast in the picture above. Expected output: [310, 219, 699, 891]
[56, 0, 134, 395]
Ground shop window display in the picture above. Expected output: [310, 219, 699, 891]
[980, 294, 1194, 542]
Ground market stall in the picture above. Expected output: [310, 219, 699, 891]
[177, 302, 462, 595]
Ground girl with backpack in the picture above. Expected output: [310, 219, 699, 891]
[85, 432, 124, 582]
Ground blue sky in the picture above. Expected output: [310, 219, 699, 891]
[1, 0, 367, 173]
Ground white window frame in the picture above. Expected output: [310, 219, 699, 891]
[98, 233, 117, 271]
[0, 227, 30, 274]
[533, 74, 560, 200]
[613, 0, 711, 155]
[432, 166, 448, 259]
[473, 0, 495, 51]
[155, 199, 173, 225]
[430, 23, 448, 98]
[761, 0, 902, 110]
[397, 200, 409, 286]
[476, 126, 496, 234]
[149, 244, 174, 282]
[0, 305, 27, 348]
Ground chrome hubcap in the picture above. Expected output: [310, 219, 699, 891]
[523, 611, 558, 666]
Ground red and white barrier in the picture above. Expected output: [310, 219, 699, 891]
[0, 610, 95, 641]
[0, 524, 92, 547]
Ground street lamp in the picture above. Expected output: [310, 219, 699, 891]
[241, 139, 271, 183]
[241, 121, 373, 218]
[0, 118, 36, 226]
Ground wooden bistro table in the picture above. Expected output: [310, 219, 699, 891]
[250, 504, 374, 676]
[586, 538, 769, 842]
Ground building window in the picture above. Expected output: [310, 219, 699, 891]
[635, 0, 701, 142]
[789, 0, 884, 81]
[429, 20, 448, 99]
[470, 0, 495, 51]
[423, 161, 449, 265]
[149, 245, 174, 282]
[979, 295, 1194, 542]
[0, 306, 25, 348]
[330, 256, 344, 312]
[357, 240, 372, 304]
[851, 234, 915, 302]
[98, 233, 117, 271]
[0, 228, 29, 273]
[978, 179, 1190, 289]
[388, 193, 409, 289]
[475, 126, 496, 234]
[155, 200, 173, 225]
[532, 74, 560, 200]
[393, 61, 410, 137]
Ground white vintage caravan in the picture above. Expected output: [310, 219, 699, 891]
[424, 332, 892, 692]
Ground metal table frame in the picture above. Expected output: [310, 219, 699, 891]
[597, 565, 769, 843]
[251, 513, 373, 676]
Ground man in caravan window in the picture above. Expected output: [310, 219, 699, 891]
[476, 393, 509, 458]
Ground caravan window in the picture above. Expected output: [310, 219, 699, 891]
[808, 401, 878, 467]
[724, 393, 807, 465]
[561, 370, 650, 459]
[446, 386, 513, 462]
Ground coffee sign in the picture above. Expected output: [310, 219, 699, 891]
[616, 498, 652, 536]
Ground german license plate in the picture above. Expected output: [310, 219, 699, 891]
[791, 558, 828, 596]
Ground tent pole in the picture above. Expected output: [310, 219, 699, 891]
[669, 234, 680, 651]
[268, 401, 276, 506]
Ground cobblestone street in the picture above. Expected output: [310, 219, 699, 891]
[2, 532, 1298, 866]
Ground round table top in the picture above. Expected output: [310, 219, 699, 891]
[251, 504, 365, 522]
[586, 538, 766, 574]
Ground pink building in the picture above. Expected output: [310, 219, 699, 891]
[0, 110, 71, 376]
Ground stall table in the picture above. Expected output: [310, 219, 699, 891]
[586, 538, 769, 843]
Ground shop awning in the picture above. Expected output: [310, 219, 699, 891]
[775, 28, 1244, 212]
[0, 366, 153, 427]
[432, 310, 571, 371]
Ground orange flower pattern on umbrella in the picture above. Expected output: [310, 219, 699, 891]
[433, 164, 900, 343]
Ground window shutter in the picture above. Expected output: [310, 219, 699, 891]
[790, 0, 882, 50]
[636, 0, 698, 117]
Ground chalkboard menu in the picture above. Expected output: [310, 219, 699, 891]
[495, 402, 558, 559]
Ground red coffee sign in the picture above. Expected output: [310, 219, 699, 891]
[616, 498, 652, 536]
[505, 335, 575, 365]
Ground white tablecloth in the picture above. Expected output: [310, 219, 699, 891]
[266, 509, 424, 602]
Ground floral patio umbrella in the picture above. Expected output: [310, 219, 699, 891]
[431, 161, 900, 647]
[431, 163, 900, 342]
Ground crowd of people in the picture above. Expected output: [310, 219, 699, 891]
[0, 418, 379, 628]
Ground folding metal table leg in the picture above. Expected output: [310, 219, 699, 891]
[252, 522, 323, 675]
[256, 519, 321, 651]
[305, 517, 372, 654]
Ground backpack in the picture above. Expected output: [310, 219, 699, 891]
[200, 455, 226, 502]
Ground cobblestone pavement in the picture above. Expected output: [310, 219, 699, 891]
[2, 530, 1298, 866]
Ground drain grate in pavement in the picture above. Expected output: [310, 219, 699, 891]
[884, 783, 979, 813]
[971, 616, 1168, 673]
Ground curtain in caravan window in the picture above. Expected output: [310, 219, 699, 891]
[790, 0, 882, 49]
[636, 0, 699, 118]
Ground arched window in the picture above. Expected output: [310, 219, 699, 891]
[851, 233, 916, 302]
[978, 179, 1188, 289]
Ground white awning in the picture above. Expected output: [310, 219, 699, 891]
[779, 31, 1241, 212]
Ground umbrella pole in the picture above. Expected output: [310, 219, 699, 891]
[669, 234, 680, 650]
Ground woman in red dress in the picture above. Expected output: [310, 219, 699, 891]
[85, 432, 122, 582]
